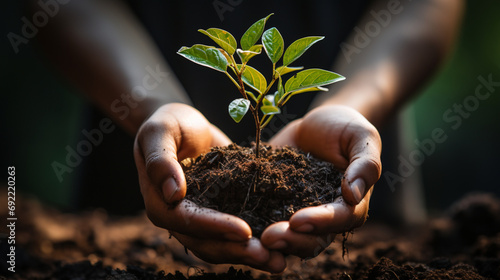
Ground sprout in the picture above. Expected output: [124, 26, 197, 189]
[178, 14, 345, 158]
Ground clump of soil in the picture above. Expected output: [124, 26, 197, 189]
[182, 143, 343, 236]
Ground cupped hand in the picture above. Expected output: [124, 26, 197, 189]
[261, 105, 382, 258]
[134, 103, 286, 272]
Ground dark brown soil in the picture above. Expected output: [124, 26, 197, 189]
[182, 144, 343, 237]
[1, 192, 500, 279]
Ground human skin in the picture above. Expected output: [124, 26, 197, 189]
[33, 0, 464, 273]
[260, 0, 464, 258]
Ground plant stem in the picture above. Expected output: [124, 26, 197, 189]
[254, 113, 261, 158]
[260, 114, 275, 129]
[246, 90, 258, 102]
[234, 71, 262, 158]
[230, 62, 282, 159]
[225, 71, 241, 90]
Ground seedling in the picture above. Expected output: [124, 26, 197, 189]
[178, 14, 345, 158]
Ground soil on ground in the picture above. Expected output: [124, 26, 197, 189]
[1, 192, 500, 279]
[182, 144, 343, 237]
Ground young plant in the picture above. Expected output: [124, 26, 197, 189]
[177, 14, 345, 158]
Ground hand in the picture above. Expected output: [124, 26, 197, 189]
[261, 105, 382, 258]
[133, 103, 286, 272]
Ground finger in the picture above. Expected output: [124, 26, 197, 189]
[293, 106, 382, 205]
[261, 221, 335, 259]
[135, 112, 186, 204]
[342, 125, 382, 205]
[295, 107, 356, 168]
[135, 104, 217, 204]
[133, 105, 250, 241]
[268, 119, 301, 147]
[288, 192, 371, 234]
[140, 187, 252, 241]
[135, 140, 186, 205]
[172, 232, 287, 273]
[134, 122, 251, 240]
[209, 124, 232, 147]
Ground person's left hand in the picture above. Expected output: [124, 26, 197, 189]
[260, 105, 382, 258]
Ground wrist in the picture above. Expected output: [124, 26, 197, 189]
[116, 75, 193, 136]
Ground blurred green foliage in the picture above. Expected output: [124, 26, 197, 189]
[1, 2, 83, 208]
[411, 0, 500, 210]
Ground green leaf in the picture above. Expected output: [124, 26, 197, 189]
[285, 69, 345, 93]
[277, 77, 284, 95]
[277, 87, 328, 107]
[283, 36, 324, 66]
[245, 90, 258, 102]
[261, 105, 281, 115]
[290, 86, 328, 95]
[241, 65, 267, 94]
[198, 28, 237, 55]
[228, 98, 250, 123]
[237, 45, 262, 64]
[274, 76, 284, 105]
[177, 45, 228, 72]
[275, 66, 304, 76]
[262, 27, 284, 64]
[263, 94, 274, 106]
[241, 13, 273, 50]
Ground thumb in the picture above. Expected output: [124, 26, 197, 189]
[135, 115, 187, 205]
[144, 147, 187, 205]
[341, 134, 382, 206]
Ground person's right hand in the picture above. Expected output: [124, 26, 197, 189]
[133, 103, 286, 273]
[260, 105, 382, 259]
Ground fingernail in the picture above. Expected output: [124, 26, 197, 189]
[224, 233, 251, 242]
[268, 240, 287, 250]
[294, 223, 314, 233]
[351, 178, 365, 204]
[162, 177, 179, 203]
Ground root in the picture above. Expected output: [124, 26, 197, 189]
[240, 172, 258, 215]
[342, 231, 352, 260]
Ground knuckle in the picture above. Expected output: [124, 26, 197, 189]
[145, 153, 172, 184]
[145, 151, 167, 171]
[366, 157, 383, 179]
[349, 157, 382, 184]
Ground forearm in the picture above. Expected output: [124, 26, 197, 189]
[33, 0, 190, 135]
[313, 0, 464, 128]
